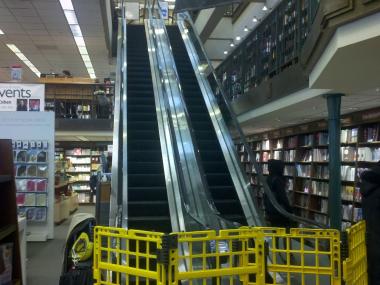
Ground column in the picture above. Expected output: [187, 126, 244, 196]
[325, 93, 343, 230]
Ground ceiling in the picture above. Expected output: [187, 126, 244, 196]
[239, 89, 380, 135]
[0, 0, 114, 82]
[195, 0, 280, 64]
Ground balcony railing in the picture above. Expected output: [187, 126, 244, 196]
[215, 0, 320, 101]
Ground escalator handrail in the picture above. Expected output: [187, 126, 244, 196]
[147, 0, 240, 231]
[176, 12, 325, 229]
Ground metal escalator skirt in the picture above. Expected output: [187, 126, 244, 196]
[144, 17, 221, 230]
[109, 16, 124, 228]
[144, 22, 186, 233]
[176, 13, 264, 227]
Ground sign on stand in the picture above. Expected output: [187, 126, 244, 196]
[0, 83, 45, 112]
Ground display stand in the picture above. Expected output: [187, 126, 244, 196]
[18, 217, 26, 285]
[0, 112, 55, 241]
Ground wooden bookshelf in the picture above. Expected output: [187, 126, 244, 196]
[236, 107, 380, 230]
[0, 140, 22, 283]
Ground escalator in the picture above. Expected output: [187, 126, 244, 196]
[166, 26, 246, 225]
[126, 25, 172, 233]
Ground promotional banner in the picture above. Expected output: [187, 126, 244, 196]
[159, 1, 169, 19]
[0, 83, 45, 112]
[174, 0, 241, 12]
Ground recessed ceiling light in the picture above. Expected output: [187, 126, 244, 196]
[6, 44, 41, 77]
[223, 51, 228, 55]
[236, 36, 241, 41]
[262, 5, 268, 11]
[59, 0, 74, 10]
[59, 0, 96, 79]
[230, 42, 235, 47]
[244, 26, 249, 32]
[376, 88, 380, 92]
[252, 17, 258, 22]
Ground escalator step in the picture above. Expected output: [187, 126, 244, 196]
[128, 174, 166, 187]
[128, 162, 163, 174]
[128, 187, 167, 201]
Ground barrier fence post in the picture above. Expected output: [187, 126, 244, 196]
[158, 234, 178, 285]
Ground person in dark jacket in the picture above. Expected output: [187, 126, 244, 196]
[360, 162, 380, 285]
[264, 159, 293, 227]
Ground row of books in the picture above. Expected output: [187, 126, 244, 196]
[242, 147, 378, 163]
[357, 147, 380, 162]
[341, 128, 358, 144]
[363, 125, 380, 142]
[343, 205, 362, 222]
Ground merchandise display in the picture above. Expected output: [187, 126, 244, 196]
[13, 140, 49, 222]
[44, 83, 114, 119]
[237, 116, 380, 229]
[55, 146, 110, 205]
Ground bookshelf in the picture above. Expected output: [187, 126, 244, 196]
[236, 108, 380, 230]
[59, 145, 109, 205]
[0, 140, 22, 284]
[44, 82, 114, 119]
[216, 0, 320, 100]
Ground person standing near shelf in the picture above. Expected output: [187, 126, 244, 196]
[95, 87, 111, 119]
[360, 162, 380, 285]
[264, 159, 294, 228]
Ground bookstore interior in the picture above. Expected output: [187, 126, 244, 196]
[0, 0, 379, 284]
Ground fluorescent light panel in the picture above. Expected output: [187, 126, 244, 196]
[6, 44, 41, 77]
[0, 29, 4, 35]
[59, 0, 96, 79]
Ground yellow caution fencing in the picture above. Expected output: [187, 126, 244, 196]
[93, 225, 360, 285]
[343, 221, 368, 285]
[168, 229, 266, 285]
[252, 227, 341, 285]
[93, 226, 165, 285]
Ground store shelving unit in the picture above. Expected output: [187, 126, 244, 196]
[44, 82, 115, 119]
[61, 145, 108, 205]
[216, 0, 320, 100]
[236, 108, 380, 229]
[0, 140, 22, 284]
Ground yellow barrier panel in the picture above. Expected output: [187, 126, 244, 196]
[92, 226, 343, 285]
[252, 227, 341, 285]
[169, 228, 266, 285]
[343, 221, 368, 285]
[93, 226, 165, 285]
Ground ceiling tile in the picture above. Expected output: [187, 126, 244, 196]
[11, 8, 38, 17]
[0, 14, 16, 22]
[15, 16, 42, 24]
[4, 0, 33, 9]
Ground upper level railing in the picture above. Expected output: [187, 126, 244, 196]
[215, 0, 320, 101]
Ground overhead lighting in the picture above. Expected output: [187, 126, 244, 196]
[230, 42, 235, 47]
[262, 5, 268, 11]
[236, 36, 241, 41]
[6, 44, 41, 77]
[59, 0, 74, 10]
[59, 0, 96, 79]
[0, 29, 4, 35]
[244, 26, 249, 32]
[223, 51, 228, 55]
[253, 16, 258, 22]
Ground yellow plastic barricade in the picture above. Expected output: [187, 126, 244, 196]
[252, 227, 341, 285]
[343, 221, 368, 285]
[93, 226, 165, 285]
[168, 229, 266, 285]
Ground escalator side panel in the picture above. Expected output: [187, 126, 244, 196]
[166, 26, 246, 225]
